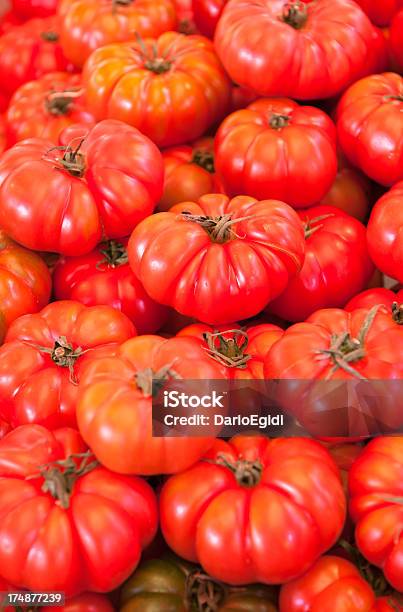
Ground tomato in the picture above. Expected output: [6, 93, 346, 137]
[173, 0, 196, 33]
[159, 138, 223, 212]
[367, 182, 403, 283]
[337, 73, 403, 186]
[0, 119, 164, 255]
[214, 0, 377, 100]
[45, 592, 114, 612]
[192, 0, 227, 38]
[0, 10, 22, 34]
[77, 334, 226, 475]
[279, 555, 377, 611]
[12, 0, 59, 19]
[349, 437, 403, 593]
[53, 239, 169, 335]
[83, 32, 231, 148]
[214, 98, 337, 208]
[0, 424, 157, 596]
[0, 114, 6, 155]
[0, 16, 74, 98]
[160, 436, 346, 584]
[6, 72, 95, 145]
[120, 556, 278, 611]
[354, 0, 403, 26]
[375, 596, 403, 611]
[390, 11, 403, 74]
[58, 0, 177, 69]
[128, 194, 305, 325]
[229, 83, 258, 112]
[346, 288, 403, 325]
[0, 230, 51, 328]
[0, 300, 135, 430]
[268, 205, 374, 322]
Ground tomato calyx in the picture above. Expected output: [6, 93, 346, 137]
[43, 139, 86, 177]
[203, 329, 252, 369]
[192, 149, 215, 173]
[27, 336, 89, 384]
[392, 302, 403, 325]
[135, 33, 172, 74]
[135, 365, 181, 397]
[180, 211, 254, 243]
[186, 571, 227, 611]
[282, 0, 308, 30]
[45, 88, 84, 116]
[269, 113, 290, 130]
[96, 240, 128, 269]
[303, 213, 334, 239]
[40, 30, 59, 42]
[211, 453, 263, 487]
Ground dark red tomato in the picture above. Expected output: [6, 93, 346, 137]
[269, 205, 374, 321]
[128, 194, 305, 325]
[159, 138, 223, 212]
[192, 0, 227, 38]
[12, 0, 59, 19]
[367, 182, 403, 283]
[0, 120, 164, 255]
[337, 73, 403, 187]
[6, 72, 95, 145]
[215, 98, 337, 208]
[0, 424, 158, 596]
[53, 239, 169, 335]
[390, 10, 403, 73]
[229, 83, 258, 112]
[346, 288, 403, 325]
[0, 16, 74, 98]
[354, 0, 403, 26]
[0, 300, 135, 430]
[0, 9, 22, 34]
[44, 592, 114, 611]
[160, 436, 346, 585]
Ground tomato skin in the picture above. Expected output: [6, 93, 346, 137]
[390, 11, 403, 75]
[0, 16, 74, 98]
[367, 182, 403, 283]
[215, 98, 337, 208]
[83, 32, 231, 148]
[345, 288, 403, 313]
[12, 0, 59, 19]
[128, 194, 305, 325]
[214, 0, 377, 100]
[0, 300, 135, 430]
[6, 72, 95, 145]
[354, 0, 403, 26]
[192, 0, 227, 38]
[59, 0, 177, 69]
[337, 74, 403, 186]
[269, 205, 374, 322]
[0, 10, 23, 35]
[0, 120, 164, 255]
[0, 424, 158, 596]
[53, 239, 169, 335]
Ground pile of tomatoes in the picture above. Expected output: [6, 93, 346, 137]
[0, 0, 402, 610]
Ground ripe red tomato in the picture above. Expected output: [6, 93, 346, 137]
[390, 11, 403, 74]
[0, 424, 157, 596]
[346, 288, 403, 325]
[0, 16, 74, 98]
[0, 300, 135, 430]
[128, 194, 305, 324]
[0, 120, 164, 255]
[337, 73, 403, 186]
[349, 436, 403, 593]
[160, 436, 346, 584]
[6, 72, 95, 145]
[214, 0, 377, 100]
[0, 115, 6, 155]
[229, 83, 258, 112]
[367, 182, 403, 283]
[12, 0, 59, 19]
[269, 205, 374, 322]
[53, 239, 169, 335]
[214, 98, 337, 208]
[83, 32, 231, 148]
[77, 335, 226, 475]
[0, 10, 22, 34]
[58, 0, 177, 69]
[173, 0, 196, 33]
[159, 138, 223, 212]
[192, 0, 227, 37]
[354, 0, 403, 26]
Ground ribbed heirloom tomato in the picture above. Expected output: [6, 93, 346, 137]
[214, 98, 337, 208]
[214, 0, 377, 100]
[0, 120, 164, 255]
[0, 425, 158, 596]
[337, 73, 403, 186]
[83, 32, 231, 148]
[160, 436, 346, 584]
[346, 288, 403, 325]
[128, 194, 305, 324]
[192, 0, 227, 37]
[0, 300, 135, 430]
[58, 0, 177, 69]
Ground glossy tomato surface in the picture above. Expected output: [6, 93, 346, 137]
[12, 0, 60, 19]
[192, 0, 227, 37]
[354, 0, 403, 26]
[345, 288, 403, 323]
[390, 10, 403, 71]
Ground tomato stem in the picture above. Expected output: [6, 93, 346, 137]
[203, 329, 251, 369]
[269, 114, 290, 129]
[186, 571, 227, 611]
[212, 453, 263, 487]
[303, 213, 335, 239]
[192, 149, 215, 173]
[45, 88, 84, 116]
[96, 240, 128, 269]
[180, 212, 254, 243]
[43, 138, 86, 177]
[25, 336, 89, 384]
[282, 0, 308, 29]
[135, 365, 181, 397]
[392, 302, 403, 325]
[41, 30, 59, 42]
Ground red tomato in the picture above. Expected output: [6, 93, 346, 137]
[354, 0, 403, 26]
[83, 32, 231, 148]
[268, 205, 374, 321]
[53, 239, 169, 335]
[0, 16, 74, 98]
[367, 182, 403, 283]
[229, 83, 258, 112]
[349, 437, 403, 593]
[128, 194, 305, 325]
[192, 0, 227, 37]
[44, 592, 114, 612]
[160, 436, 346, 584]
[12, 0, 59, 19]
[77, 335, 226, 475]
[58, 0, 177, 69]
[0, 424, 157, 596]
[346, 288, 403, 326]
[214, 0, 377, 100]
[173, 0, 196, 33]
[0, 10, 22, 34]
[279, 555, 376, 611]
[337, 73, 403, 186]
[214, 98, 337, 208]
[390, 10, 403, 73]
[0, 114, 6, 155]
[6, 72, 95, 145]
[159, 138, 223, 212]
[0, 119, 164, 255]
[0, 300, 135, 430]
